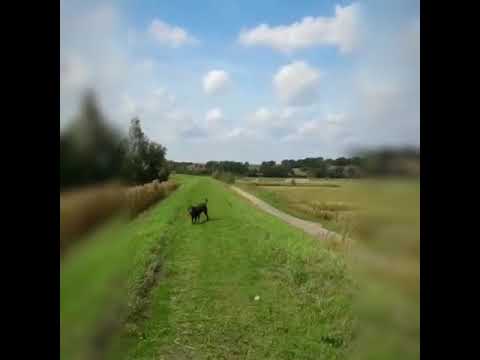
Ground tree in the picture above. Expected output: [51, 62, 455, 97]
[122, 117, 169, 184]
[313, 163, 328, 178]
[260, 161, 289, 177]
[334, 157, 349, 166]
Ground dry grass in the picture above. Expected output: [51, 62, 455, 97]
[60, 180, 179, 256]
[241, 183, 358, 233]
[125, 180, 178, 217]
[243, 181, 341, 187]
[60, 183, 126, 254]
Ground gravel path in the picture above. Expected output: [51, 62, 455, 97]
[231, 185, 343, 242]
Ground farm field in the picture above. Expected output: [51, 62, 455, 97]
[61, 175, 354, 360]
[236, 178, 357, 234]
[237, 176, 420, 360]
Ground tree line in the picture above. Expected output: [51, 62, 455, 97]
[169, 158, 364, 179]
[61, 90, 419, 190]
[60, 90, 170, 191]
[170, 149, 419, 179]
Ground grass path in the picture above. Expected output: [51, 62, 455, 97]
[61, 175, 354, 360]
[121, 176, 353, 359]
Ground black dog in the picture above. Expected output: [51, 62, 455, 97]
[188, 199, 209, 224]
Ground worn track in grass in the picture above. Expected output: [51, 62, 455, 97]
[231, 185, 343, 242]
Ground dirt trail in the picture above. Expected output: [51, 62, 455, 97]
[231, 185, 343, 242]
[231, 186, 419, 281]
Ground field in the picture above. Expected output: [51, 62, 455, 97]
[236, 178, 358, 234]
[61, 175, 354, 360]
[237, 176, 420, 360]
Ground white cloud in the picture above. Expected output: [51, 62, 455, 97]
[239, 3, 360, 54]
[205, 108, 225, 131]
[120, 86, 177, 118]
[249, 106, 297, 128]
[283, 111, 351, 145]
[251, 107, 274, 126]
[225, 127, 260, 140]
[149, 19, 198, 47]
[203, 70, 231, 95]
[226, 127, 245, 138]
[298, 120, 322, 137]
[165, 109, 206, 141]
[244, 106, 301, 139]
[273, 61, 321, 106]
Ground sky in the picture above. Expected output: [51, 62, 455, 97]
[60, 0, 420, 163]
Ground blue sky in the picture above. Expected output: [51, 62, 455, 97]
[60, 0, 419, 163]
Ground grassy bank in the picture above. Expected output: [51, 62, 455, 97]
[61, 175, 353, 360]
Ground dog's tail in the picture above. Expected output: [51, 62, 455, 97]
[205, 198, 208, 203]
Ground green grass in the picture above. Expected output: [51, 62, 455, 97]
[237, 177, 420, 360]
[60, 178, 189, 360]
[61, 175, 353, 360]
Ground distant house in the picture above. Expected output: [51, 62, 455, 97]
[186, 163, 207, 172]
